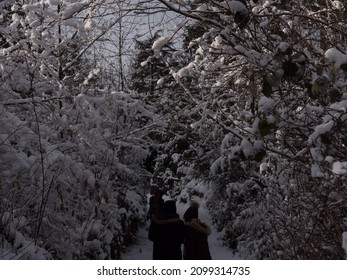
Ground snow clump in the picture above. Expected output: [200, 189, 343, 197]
[332, 161, 347, 175]
[152, 37, 169, 55]
[324, 48, 347, 68]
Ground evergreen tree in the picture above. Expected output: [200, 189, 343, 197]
[130, 31, 175, 106]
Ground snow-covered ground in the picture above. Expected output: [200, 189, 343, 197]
[121, 195, 236, 260]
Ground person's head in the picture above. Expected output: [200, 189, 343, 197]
[183, 206, 198, 222]
[154, 190, 163, 199]
[183, 200, 199, 222]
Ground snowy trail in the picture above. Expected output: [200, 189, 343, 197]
[121, 196, 236, 260]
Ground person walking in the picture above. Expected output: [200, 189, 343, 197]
[183, 201, 212, 260]
[148, 200, 185, 259]
[147, 189, 164, 221]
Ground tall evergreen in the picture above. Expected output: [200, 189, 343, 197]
[130, 32, 175, 106]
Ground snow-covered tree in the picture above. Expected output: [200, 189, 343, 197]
[151, 0, 347, 259]
[0, 0, 165, 259]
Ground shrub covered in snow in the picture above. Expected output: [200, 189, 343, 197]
[0, 0, 160, 259]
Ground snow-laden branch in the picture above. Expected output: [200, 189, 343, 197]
[3, 97, 65, 106]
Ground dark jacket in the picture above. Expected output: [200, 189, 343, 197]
[149, 201, 185, 260]
[147, 194, 164, 220]
[184, 219, 212, 260]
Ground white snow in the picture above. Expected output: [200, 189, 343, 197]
[234, 45, 271, 66]
[263, 1, 272, 8]
[45, 0, 62, 5]
[310, 148, 324, 162]
[309, 120, 334, 142]
[343, 232, 347, 255]
[140, 59, 149, 67]
[311, 163, 325, 178]
[276, 42, 290, 53]
[325, 156, 334, 163]
[152, 36, 169, 55]
[84, 169, 96, 187]
[324, 48, 347, 68]
[61, 2, 86, 19]
[214, 35, 223, 47]
[332, 161, 347, 175]
[259, 19, 269, 27]
[196, 3, 208, 12]
[332, 1, 345, 10]
[84, 19, 95, 31]
[176, 67, 190, 78]
[258, 96, 275, 112]
[241, 138, 255, 158]
[157, 77, 165, 86]
[223, 1, 248, 13]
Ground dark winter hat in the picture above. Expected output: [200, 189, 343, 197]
[183, 206, 198, 222]
[154, 189, 163, 197]
[163, 200, 177, 215]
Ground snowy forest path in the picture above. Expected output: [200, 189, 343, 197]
[121, 196, 236, 260]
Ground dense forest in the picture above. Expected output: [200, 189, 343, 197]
[1, 0, 347, 260]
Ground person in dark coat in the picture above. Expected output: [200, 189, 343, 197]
[183, 201, 212, 260]
[147, 189, 164, 258]
[147, 189, 164, 220]
[148, 200, 185, 260]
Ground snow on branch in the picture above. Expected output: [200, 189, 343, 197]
[152, 36, 169, 55]
[3, 97, 64, 106]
